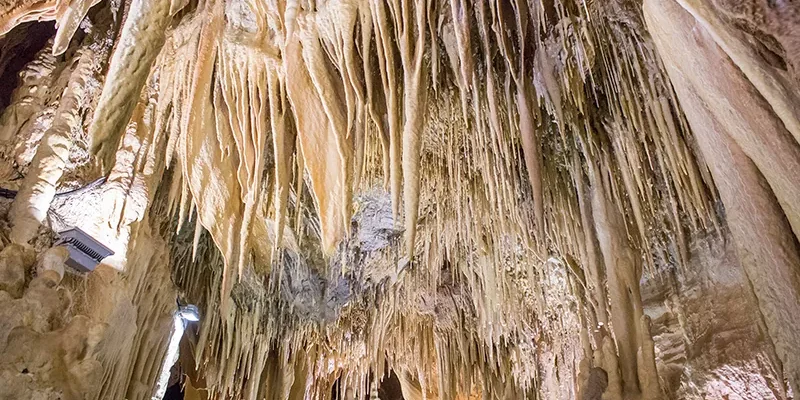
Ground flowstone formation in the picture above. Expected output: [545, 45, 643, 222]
[0, 0, 798, 399]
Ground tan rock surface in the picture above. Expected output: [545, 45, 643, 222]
[0, 0, 797, 399]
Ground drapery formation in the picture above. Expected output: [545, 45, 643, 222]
[644, 0, 800, 395]
[0, 0, 798, 398]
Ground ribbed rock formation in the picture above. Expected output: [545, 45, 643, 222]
[0, 0, 797, 399]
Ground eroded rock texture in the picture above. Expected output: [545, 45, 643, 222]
[0, 0, 798, 399]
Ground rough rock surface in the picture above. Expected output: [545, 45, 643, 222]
[0, 0, 797, 399]
[0, 244, 104, 400]
[644, 235, 789, 399]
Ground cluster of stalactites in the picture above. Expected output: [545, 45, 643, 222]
[0, 0, 735, 398]
[169, 226, 541, 399]
[46, 0, 718, 302]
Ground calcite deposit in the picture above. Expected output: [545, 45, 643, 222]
[0, 0, 798, 399]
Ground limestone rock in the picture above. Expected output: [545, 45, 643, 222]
[0, 244, 35, 298]
[0, 0, 798, 399]
[34, 246, 68, 282]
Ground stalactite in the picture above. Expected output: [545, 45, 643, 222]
[284, 12, 349, 255]
[268, 70, 293, 249]
[2, 0, 797, 398]
[590, 157, 661, 398]
[367, 0, 401, 223]
[9, 12, 112, 244]
[573, 156, 607, 328]
[644, 0, 800, 241]
[52, 0, 102, 56]
[89, 0, 173, 169]
[396, 0, 430, 256]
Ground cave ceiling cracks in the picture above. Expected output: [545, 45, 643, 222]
[1, 0, 799, 398]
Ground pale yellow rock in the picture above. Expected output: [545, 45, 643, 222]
[0, 0, 797, 399]
[0, 244, 35, 298]
[34, 246, 68, 282]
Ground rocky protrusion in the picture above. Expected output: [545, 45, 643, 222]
[0, 242, 104, 399]
[0, 244, 35, 298]
[35, 246, 68, 281]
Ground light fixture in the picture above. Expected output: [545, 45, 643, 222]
[178, 304, 200, 322]
[55, 227, 114, 272]
[152, 303, 201, 400]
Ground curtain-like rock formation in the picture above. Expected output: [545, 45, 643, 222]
[0, 0, 797, 399]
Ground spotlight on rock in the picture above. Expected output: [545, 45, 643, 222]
[178, 304, 200, 322]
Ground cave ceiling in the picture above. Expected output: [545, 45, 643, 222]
[0, 0, 799, 399]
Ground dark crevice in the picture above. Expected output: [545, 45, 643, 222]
[330, 370, 404, 399]
[0, 21, 56, 112]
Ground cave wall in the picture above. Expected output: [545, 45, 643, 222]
[0, 9, 179, 397]
[0, 0, 797, 399]
[644, 234, 788, 399]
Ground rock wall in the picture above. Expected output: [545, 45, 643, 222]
[0, 245, 105, 400]
[644, 235, 789, 399]
[0, 232, 177, 400]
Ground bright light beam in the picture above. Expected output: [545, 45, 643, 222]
[153, 305, 200, 400]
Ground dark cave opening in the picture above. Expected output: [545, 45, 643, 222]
[163, 382, 184, 400]
[0, 21, 56, 112]
[330, 370, 404, 400]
